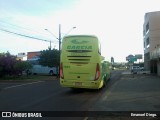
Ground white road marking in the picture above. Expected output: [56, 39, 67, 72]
[3, 81, 45, 90]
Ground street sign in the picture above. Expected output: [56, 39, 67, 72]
[135, 54, 142, 59]
[130, 57, 137, 62]
[126, 54, 134, 61]
[126, 54, 138, 63]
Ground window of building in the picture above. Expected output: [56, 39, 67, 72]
[146, 37, 150, 48]
[144, 52, 150, 60]
[143, 30, 145, 36]
[146, 22, 149, 33]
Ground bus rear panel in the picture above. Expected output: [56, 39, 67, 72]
[60, 35, 108, 89]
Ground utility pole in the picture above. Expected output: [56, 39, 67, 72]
[49, 40, 51, 50]
[59, 24, 61, 55]
[45, 24, 76, 77]
[58, 24, 61, 77]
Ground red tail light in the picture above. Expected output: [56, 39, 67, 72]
[60, 63, 64, 79]
[95, 63, 100, 80]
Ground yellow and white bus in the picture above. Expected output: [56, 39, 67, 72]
[60, 35, 111, 89]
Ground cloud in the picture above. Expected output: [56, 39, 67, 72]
[0, 0, 75, 15]
[0, 0, 160, 61]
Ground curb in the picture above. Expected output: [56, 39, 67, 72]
[0, 77, 59, 82]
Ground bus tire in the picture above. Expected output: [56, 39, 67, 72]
[103, 81, 106, 88]
[103, 76, 107, 88]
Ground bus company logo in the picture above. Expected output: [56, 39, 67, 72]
[67, 45, 92, 50]
[71, 39, 89, 44]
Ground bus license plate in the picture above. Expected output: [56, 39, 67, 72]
[75, 82, 82, 86]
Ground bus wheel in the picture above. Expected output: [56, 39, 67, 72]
[103, 78, 106, 88]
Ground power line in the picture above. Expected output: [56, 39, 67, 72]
[0, 28, 57, 43]
[0, 20, 32, 31]
[0, 20, 54, 40]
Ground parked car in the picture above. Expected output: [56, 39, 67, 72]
[30, 65, 58, 76]
[131, 66, 142, 74]
[140, 67, 144, 71]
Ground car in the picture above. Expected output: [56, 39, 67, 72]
[131, 66, 142, 74]
[140, 67, 144, 71]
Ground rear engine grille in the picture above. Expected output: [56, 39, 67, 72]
[67, 56, 91, 64]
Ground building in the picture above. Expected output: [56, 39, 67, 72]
[143, 11, 160, 76]
[27, 51, 41, 60]
[27, 51, 41, 65]
[16, 53, 27, 61]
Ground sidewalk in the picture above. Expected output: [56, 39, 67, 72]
[88, 73, 160, 119]
[122, 70, 151, 75]
[92, 73, 160, 111]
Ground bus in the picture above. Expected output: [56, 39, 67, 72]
[60, 35, 111, 89]
[30, 65, 57, 75]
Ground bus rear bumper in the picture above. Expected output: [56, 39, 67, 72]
[60, 79, 103, 89]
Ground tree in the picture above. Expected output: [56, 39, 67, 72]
[14, 61, 32, 75]
[39, 49, 60, 75]
[0, 52, 32, 77]
[0, 52, 17, 76]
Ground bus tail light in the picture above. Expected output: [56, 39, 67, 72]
[60, 63, 64, 79]
[95, 63, 100, 80]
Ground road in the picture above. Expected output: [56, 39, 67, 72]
[0, 70, 160, 120]
[0, 70, 120, 111]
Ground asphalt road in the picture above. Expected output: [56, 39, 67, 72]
[0, 70, 160, 120]
[0, 70, 121, 119]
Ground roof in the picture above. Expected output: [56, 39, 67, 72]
[27, 51, 41, 60]
[63, 34, 98, 39]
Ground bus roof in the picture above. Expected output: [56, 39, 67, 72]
[63, 35, 98, 39]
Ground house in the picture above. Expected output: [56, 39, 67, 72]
[143, 11, 160, 76]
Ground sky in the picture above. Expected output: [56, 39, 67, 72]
[0, 0, 160, 62]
